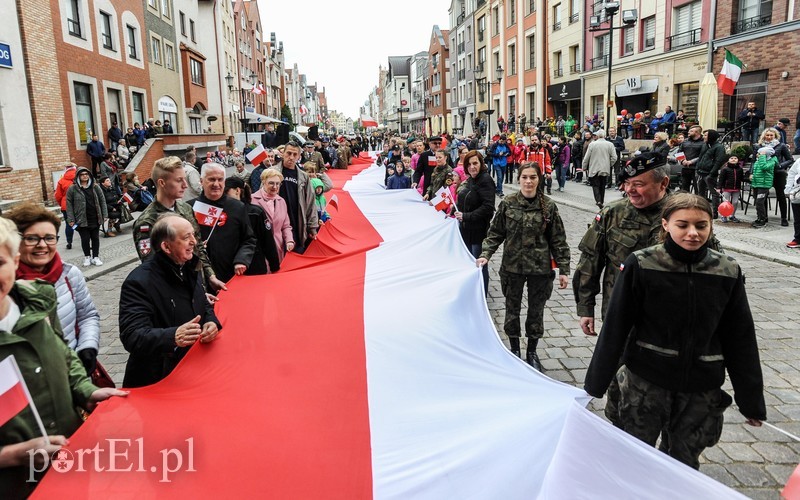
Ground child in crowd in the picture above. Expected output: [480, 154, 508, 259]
[717, 154, 744, 222]
[445, 172, 458, 203]
[386, 161, 411, 190]
[310, 178, 330, 224]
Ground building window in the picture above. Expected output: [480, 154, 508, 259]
[132, 92, 145, 126]
[553, 4, 562, 31]
[569, 45, 581, 73]
[508, 95, 516, 117]
[179, 11, 186, 35]
[553, 51, 563, 77]
[527, 0, 536, 16]
[190, 20, 196, 42]
[670, 1, 702, 50]
[622, 26, 636, 56]
[676, 83, 699, 122]
[190, 58, 204, 86]
[508, 0, 516, 26]
[100, 11, 113, 49]
[126, 25, 138, 59]
[164, 42, 174, 70]
[642, 16, 655, 51]
[592, 34, 609, 69]
[151, 36, 162, 65]
[148, 0, 157, 9]
[67, 0, 82, 37]
[508, 44, 516, 75]
[478, 15, 485, 42]
[161, 0, 170, 18]
[725, 71, 768, 122]
[569, 0, 580, 23]
[735, 0, 772, 33]
[591, 95, 604, 117]
[492, 6, 499, 36]
[526, 34, 535, 69]
[73, 82, 95, 145]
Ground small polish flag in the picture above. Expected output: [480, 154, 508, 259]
[193, 200, 224, 227]
[122, 192, 134, 204]
[246, 144, 268, 166]
[252, 84, 266, 95]
[430, 186, 453, 213]
[300, 105, 309, 116]
[328, 194, 339, 211]
[0, 356, 29, 427]
[360, 114, 378, 128]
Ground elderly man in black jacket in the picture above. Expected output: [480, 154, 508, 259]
[119, 214, 221, 388]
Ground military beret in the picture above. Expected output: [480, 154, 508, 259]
[618, 152, 660, 183]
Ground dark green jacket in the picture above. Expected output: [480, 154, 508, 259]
[0, 280, 97, 495]
[696, 142, 726, 176]
[65, 167, 108, 228]
[480, 191, 570, 275]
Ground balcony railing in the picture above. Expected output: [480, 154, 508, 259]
[591, 55, 609, 69]
[457, 12, 465, 26]
[570, 63, 581, 73]
[666, 28, 702, 51]
[569, 13, 579, 24]
[553, 21, 562, 31]
[475, 62, 484, 74]
[477, 0, 486, 6]
[553, 68, 563, 77]
[732, 14, 771, 34]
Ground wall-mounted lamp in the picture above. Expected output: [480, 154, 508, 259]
[781, 71, 789, 79]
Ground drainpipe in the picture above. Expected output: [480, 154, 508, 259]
[211, 0, 226, 136]
[706, 0, 717, 70]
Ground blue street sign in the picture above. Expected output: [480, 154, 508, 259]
[0, 43, 11, 68]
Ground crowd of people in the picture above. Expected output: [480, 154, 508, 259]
[4, 100, 798, 492]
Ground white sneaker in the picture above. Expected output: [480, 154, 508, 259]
[83, 257, 91, 267]
[92, 257, 103, 266]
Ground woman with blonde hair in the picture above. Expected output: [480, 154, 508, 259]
[250, 168, 294, 262]
[756, 127, 794, 226]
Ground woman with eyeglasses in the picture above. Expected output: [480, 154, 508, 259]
[5, 202, 101, 376]
[250, 168, 295, 263]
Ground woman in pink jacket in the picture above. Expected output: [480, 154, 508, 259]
[250, 168, 295, 262]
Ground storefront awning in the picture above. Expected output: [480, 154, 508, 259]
[245, 112, 284, 125]
[547, 80, 581, 101]
[615, 78, 659, 97]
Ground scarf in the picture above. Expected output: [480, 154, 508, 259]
[17, 252, 64, 284]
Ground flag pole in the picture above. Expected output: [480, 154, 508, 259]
[9, 355, 50, 446]
[203, 215, 222, 245]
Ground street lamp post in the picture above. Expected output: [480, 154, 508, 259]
[474, 65, 503, 142]
[589, 2, 637, 135]
[398, 83, 406, 134]
[225, 71, 258, 143]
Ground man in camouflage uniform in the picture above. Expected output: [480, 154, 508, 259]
[132, 156, 224, 293]
[573, 159, 672, 423]
[336, 137, 352, 169]
[424, 151, 454, 200]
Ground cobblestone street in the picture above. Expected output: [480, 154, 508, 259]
[84, 179, 799, 498]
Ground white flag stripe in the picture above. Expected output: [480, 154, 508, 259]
[0, 356, 21, 394]
[345, 163, 741, 498]
[192, 200, 219, 217]
[245, 144, 266, 164]
[721, 58, 742, 81]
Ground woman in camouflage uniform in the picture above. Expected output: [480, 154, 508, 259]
[584, 193, 765, 469]
[477, 162, 570, 371]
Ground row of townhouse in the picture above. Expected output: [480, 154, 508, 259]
[366, 0, 798, 141]
[0, 0, 327, 203]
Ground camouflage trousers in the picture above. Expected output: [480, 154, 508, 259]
[611, 366, 732, 469]
[499, 271, 554, 339]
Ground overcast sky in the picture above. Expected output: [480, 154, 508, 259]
[256, 0, 451, 119]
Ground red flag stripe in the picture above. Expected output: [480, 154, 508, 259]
[0, 382, 28, 427]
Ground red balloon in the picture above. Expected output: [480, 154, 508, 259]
[635, 112, 643, 119]
[718, 201, 734, 218]
[621, 109, 628, 116]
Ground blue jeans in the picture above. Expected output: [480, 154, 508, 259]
[494, 164, 506, 193]
[62, 210, 74, 244]
[556, 164, 567, 189]
[469, 242, 489, 297]
[793, 129, 800, 152]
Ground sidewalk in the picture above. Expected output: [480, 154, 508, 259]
[58, 218, 140, 282]
[499, 176, 800, 269]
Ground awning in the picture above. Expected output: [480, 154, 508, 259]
[615, 78, 658, 97]
[245, 111, 284, 124]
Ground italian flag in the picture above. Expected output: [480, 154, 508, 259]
[717, 50, 744, 96]
[35, 155, 741, 498]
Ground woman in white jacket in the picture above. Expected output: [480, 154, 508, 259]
[785, 158, 800, 249]
[6, 203, 101, 374]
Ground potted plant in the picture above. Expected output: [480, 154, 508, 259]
[718, 118, 732, 131]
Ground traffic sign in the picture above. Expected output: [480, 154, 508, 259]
[401, 99, 408, 106]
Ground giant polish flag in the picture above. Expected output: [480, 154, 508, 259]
[35, 160, 743, 498]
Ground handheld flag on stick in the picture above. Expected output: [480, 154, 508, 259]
[430, 187, 454, 213]
[246, 144, 268, 166]
[0, 355, 50, 445]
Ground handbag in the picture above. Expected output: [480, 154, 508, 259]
[90, 361, 115, 388]
[119, 203, 133, 223]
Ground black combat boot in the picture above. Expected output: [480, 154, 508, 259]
[508, 337, 521, 357]
[526, 338, 543, 372]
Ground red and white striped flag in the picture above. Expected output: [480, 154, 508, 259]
[299, 104, 309, 116]
[430, 186, 453, 212]
[121, 192, 134, 204]
[0, 356, 35, 429]
[360, 114, 378, 128]
[192, 200, 223, 227]
[245, 144, 268, 166]
[34, 162, 744, 498]
[251, 83, 266, 95]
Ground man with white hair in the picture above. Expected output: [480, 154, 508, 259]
[188, 162, 256, 282]
[581, 128, 617, 208]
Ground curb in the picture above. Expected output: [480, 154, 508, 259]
[83, 255, 139, 282]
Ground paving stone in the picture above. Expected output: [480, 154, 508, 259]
[751, 442, 798, 464]
[699, 464, 738, 488]
[765, 464, 796, 486]
[735, 488, 781, 500]
[718, 443, 765, 462]
[725, 464, 775, 487]
[701, 445, 733, 464]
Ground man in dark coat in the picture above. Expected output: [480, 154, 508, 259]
[119, 214, 221, 388]
[261, 123, 279, 149]
[412, 136, 442, 191]
[189, 163, 256, 282]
